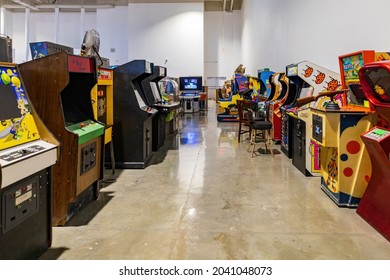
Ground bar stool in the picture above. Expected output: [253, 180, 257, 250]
[247, 109, 273, 157]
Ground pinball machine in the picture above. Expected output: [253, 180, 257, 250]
[309, 51, 377, 207]
[141, 65, 180, 151]
[0, 62, 59, 259]
[357, 61, 390, 240]
[112, 59, 157, 169]
[18, 52, 105, 226]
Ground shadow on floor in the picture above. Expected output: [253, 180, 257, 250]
[148, 132, 181, 166]
[38, 247, 69, 260]
[64, 191, 115, 227]
[252, 147, 281, 156]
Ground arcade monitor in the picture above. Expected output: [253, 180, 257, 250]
[30, 41, 74, 60]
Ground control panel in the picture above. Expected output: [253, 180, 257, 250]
[363, 127, 390, 141]
[0, 145, 45, 162]
[80, 141, 97, 175]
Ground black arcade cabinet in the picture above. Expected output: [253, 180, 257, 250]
[113, 60, 157, 169]
[141, 65, 180, 151]
[281, 64, 306, 158]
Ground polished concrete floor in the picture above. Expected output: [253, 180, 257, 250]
[40, 101, 390, 260]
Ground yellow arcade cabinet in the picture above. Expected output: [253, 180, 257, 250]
[0, 62, 59, 259]
[309, 51, 377, 207]
[91, 67, 115, 172]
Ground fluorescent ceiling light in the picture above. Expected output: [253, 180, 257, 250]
[12, 0, 40, 11]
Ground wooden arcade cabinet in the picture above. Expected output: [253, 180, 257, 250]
[0, 62, 59, 259]
[18, 52, 105, 226]
[357, 60, 390, 240]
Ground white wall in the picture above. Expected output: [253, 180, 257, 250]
[97, 6, 128, 66]
[241, 0, 390, 73]
[204, 11, 242, 82]
[241, 0, 288, 74]
[128, 3, 204, 78]
[10, 10, 97, 63]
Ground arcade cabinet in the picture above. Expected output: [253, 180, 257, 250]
[0, 62, 59, 259]
[19, 52, 105, 226]
[29, 41, 73, 59]
[311, 51, 376, 206]
[113, 59, 157, 169]
[91, 67, 115, 172]
[258, 68, 274, 99]
[141, 65, 180, 151]
[357, 61, 390, 240]
[308, 51, 377, 207]
[180, 76, 202, 114]
[0, 35, 12, 62]
[281, 64, 306, 158]
[159, 76, 181, 134]
[267, 73, 289, 142]
[292, 61, 343, 177]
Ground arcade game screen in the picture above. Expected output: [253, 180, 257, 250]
[363, 67, 390, 102]
[150, 82, 162, 102]
[0, 66, 40, 150]
[29, 42, 49, 59]
[347, 84, 366, 106]
[179, 76, 202, 91]
[341, 53, 366, 106]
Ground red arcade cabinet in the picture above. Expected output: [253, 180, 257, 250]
[357, 61, 390, 241]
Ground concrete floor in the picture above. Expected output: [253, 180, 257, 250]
[40, 101, 390, 260]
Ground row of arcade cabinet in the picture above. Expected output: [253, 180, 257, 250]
[263, 50, 390, 241]
[0, 43, 180, 258]
[263, 57, 372, 207]
[217, 73, 261, 122]
[0, 49, 107, 259]
[112, 60, 180, 169]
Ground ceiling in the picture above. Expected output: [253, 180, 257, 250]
[0, 0, 242, 12]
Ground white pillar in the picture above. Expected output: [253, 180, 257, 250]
[81, 7, 85, 43]
[25, 8, 30, 62]
[54, 7, 59, 43]
[0, 7, 5, 35]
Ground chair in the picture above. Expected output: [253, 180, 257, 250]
[237, 99, 265, 142]
[237, 99, 251, 142]
[247, 109, 273, 157]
